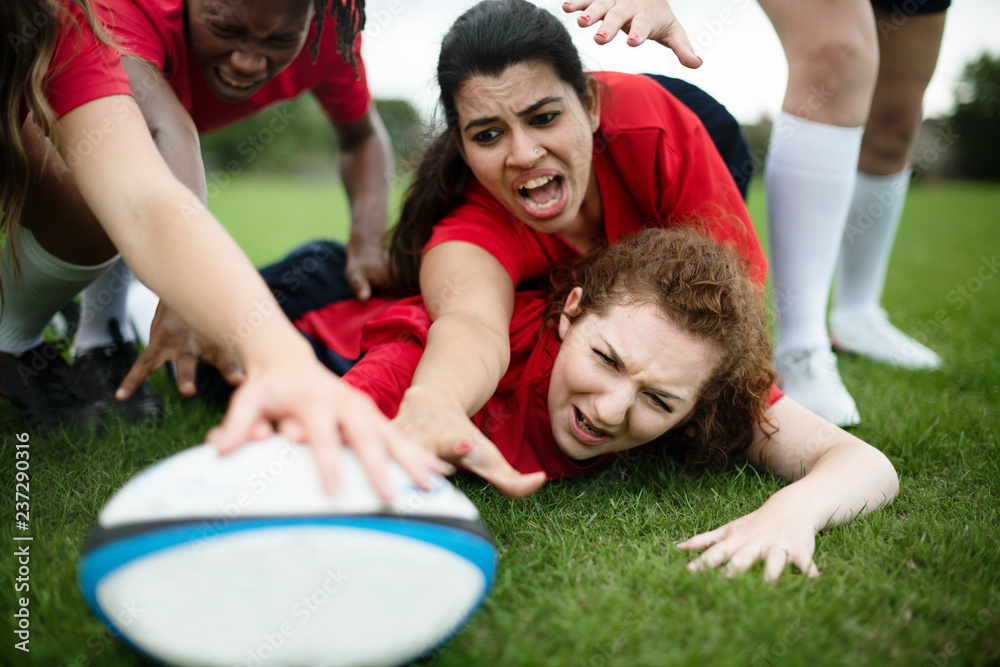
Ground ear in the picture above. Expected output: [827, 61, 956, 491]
[450, 129, 467, 162]
[558, 287, 584, 339]
[585, 76, 601, 133]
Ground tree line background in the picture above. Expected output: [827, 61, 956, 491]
[200, 51, 1000, 181]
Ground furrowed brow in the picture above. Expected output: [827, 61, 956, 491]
[605, 340, 685, 404]
[462, 97, 563, 132]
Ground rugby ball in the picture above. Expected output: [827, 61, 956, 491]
[79, 436, 496, 666]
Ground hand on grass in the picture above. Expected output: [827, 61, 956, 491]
[393, 387, 547, 498]
[561, 0, 702, 68]
[206, 347, 452, 501]
[345, 235, 391, 302]
[117, 303, 244, 400]
[677, 505, 821, 581]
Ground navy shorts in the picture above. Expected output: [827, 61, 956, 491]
[643, 74, 753, 200]
[870, 0, 950, 15]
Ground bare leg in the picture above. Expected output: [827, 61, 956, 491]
[832, 9, 947, 369]
[759, 0, 878, 426]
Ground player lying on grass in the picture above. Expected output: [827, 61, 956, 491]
[174, 227, 899, 580]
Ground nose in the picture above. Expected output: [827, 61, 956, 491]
[592, 379, 632, 429]
[505, 127, 542, 169]
[230, 49, 267, 77]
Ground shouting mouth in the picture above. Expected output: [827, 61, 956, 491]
[515, 173, 566, 219]
[571, 406, 611, 445]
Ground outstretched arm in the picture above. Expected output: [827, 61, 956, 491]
[677, 396, 899, 580]
[59, 94, 445, 497]
[391, 241, 516, 449]
[562, 0, 702, 68]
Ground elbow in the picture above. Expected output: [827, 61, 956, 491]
[874, 448, 900, 507]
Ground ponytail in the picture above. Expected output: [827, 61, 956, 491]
[388, 132, 470, 295]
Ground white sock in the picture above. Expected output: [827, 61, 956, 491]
[127, 279, 160, 348]
[0, 227, 118, 354]
[73, 256, 135, 353]
[764, 112, 864, 357]
[833, 168, 911, 315]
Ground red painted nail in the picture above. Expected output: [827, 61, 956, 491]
[629, 33, 639, 41]
[596, 30, 607, 38]
[582, 14, 590, 21]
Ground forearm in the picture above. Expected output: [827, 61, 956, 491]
[759, 438, 899, 531]
[122, 56, 208, 204]
[110, 186, 309, 367]
[338, 111, 392, 245]
[404, 312, 511, 415]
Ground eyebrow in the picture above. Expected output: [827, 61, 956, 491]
[462, 96, 563, 132]
[604, 340, 686, 404]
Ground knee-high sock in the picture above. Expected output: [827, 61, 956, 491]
[0, 227, 117, 354]
[833, 168, 911, 314]
[764, 112, 864, 357]
[73, 256, 135, 353]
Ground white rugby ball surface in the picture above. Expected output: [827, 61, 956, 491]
[79, 436, 497, 667]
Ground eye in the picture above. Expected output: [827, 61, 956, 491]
[472, 128, 502, 144]
[594, 349, 617, 368]
[647, 393, 674, 414]
[529, 111, 560, 126]
[211, 22, 242, 37]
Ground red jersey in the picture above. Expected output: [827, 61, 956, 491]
[43, 1, 133, 119]
[298, 294, 784, 481]
[425, 71, 768, 288]
[94, 0, 371, 132]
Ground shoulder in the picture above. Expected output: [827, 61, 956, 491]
[594, 71, 705, 136]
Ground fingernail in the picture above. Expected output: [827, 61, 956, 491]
[629, 34, 639, 41]
[596, 30, 607, 38]
[456, 441, 472, 455]
[582, 14, 590, 21]
[115, 388, 126, 400]
[697, 55, 704, 65]
[563, 1, 572, 6]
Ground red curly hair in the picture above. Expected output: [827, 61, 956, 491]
[544, 227, 776, 466]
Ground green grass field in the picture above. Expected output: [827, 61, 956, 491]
[2, 177, 999, 666]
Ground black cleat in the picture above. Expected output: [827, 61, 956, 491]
[73, 319, 164, 423]
[0, 341, 103, 434]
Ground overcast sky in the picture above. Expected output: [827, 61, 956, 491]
[359, 0, 1000, 125]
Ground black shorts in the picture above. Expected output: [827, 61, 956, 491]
[870, 0, 950, 15]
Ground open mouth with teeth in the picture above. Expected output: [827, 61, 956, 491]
[517, 174, 564, 214]
[573, 406, 611, 444]
[216, 68, 261, 91]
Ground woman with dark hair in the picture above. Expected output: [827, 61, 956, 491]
[0, 0, 444, 497]
[385, 0, 767, 456]
[257, 226, 898, 580]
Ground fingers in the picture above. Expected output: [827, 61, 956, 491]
[763, 546, 790, 582]
[116, 347, 162, 401]
[336, 394, 406, 500]
[683, 539, 821, 580]
[675, 528, 723, 552]
[206, 385, 263, 454]
[594, 7, 629, 44]
[625, 14, 652, 46]
[175, 354, 199, 396]
[658, 23, 702, 68]
[348, 273, 372, 302]
[438, 433, 547, 498]
[300, 407, 346, 497]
